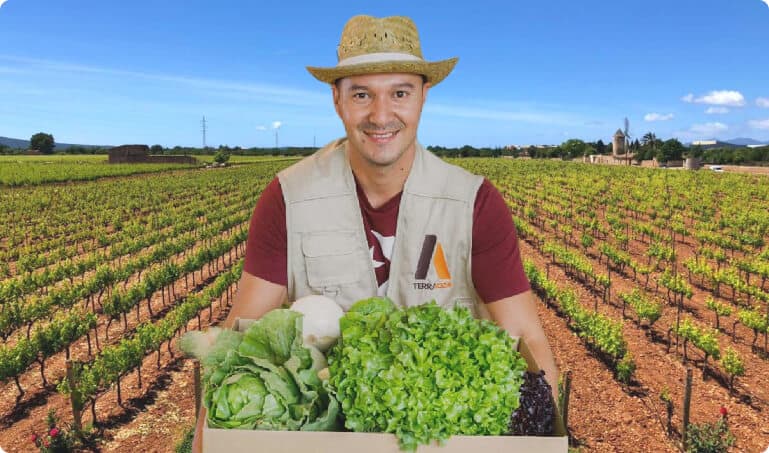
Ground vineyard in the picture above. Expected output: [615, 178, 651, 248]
[0, 158, 768, 452]
[0, 155, 294, 186]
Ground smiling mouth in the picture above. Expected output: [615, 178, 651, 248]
[364, 130, 399, 143]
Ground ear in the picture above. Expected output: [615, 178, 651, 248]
[421, 82, 431, 107]
[331, 83, 342, 118]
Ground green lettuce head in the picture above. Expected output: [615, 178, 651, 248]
[328, 299, 527, 451]
[183, 309, 339, 431]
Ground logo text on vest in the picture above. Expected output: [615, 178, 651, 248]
[413, 234, 452, 289]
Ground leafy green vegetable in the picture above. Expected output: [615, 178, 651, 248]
[181, 309, 339, 431]
[328, 298, 527, 451]
[179, 327, 243, 371]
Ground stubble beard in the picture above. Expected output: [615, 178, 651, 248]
[354, 120, 414, 168]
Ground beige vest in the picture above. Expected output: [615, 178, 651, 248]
[278, 138, 485, 315]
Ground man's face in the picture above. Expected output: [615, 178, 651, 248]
[332, 73, 430, 169]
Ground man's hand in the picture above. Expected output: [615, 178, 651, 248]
[485, 290, 560, 406]
[191, 271, 288, 453]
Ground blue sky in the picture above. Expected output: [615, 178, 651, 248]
[1, 0, 768, 148]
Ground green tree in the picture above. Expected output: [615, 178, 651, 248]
[30, 132, 55, 154]
[560, 139, 588, 159]
[594, 139, 606, 154]
[64, 145, 89, 154]
[150, 144, 164, 154]
[641, 132, 659, 148]
[659, 138, 685, 162]
[685, 145, 704, 159]
[641, 132, 661, 159]
[213, 150, 230, 164]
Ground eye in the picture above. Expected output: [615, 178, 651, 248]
[394, 90, 409, 98]
[352, 92, 369, 100]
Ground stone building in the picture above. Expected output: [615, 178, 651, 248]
[108, 145, 197, 164]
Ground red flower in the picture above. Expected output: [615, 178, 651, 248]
[43, 439, 50, 448]
[29, 434, 37, 444]
[49, 427, 59, 438]
[719, 406, 728, 417]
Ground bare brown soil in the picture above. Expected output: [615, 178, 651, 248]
[0, 241, 241, 453]
[516, 212, 769, 452]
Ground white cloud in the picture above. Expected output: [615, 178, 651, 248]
[644, 112, 674, 121]
[762, 0, 769, 8]
[756, 97, 769, 108]
[681, 90, 745, 107]
[748, 119, 769, 130]
[272, 121, 282, 129]
[705, 107, 729, 114]
[0, 0, 9, 8]
[0, 54, 329, 107]
[690, 122, 728, 134]
[255, 125, 267, 131]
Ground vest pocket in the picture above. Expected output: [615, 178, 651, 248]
[301, 231, 364, 288]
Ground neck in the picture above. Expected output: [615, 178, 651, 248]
[349, 143, 417, 209]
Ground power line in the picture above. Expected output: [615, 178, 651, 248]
[201, 116, 207, 149]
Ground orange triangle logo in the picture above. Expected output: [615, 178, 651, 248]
[432, 242, 451, 280]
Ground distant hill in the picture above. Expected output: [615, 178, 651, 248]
[0, 136, 30, 149]
[725, 137, 766, 146]
[687, 139, 742, 149]
[0, 136, 109, 150]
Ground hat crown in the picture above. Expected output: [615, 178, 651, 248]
[337, 15, 424, 62]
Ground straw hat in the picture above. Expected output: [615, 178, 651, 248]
[307, 15, 458, 86]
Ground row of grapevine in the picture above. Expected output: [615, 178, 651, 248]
[0, 216, 246, 341]
[524, 260, 635, 383]
[0, 162, 288, 264]
[0, 226, 247, 397]
[58, 261, 244, 422]
[0, 173, 258, 274]
[454, 159, 768, 401]
[0, 197, 250, 303]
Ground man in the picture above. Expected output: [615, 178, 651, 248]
[192, 14, 557, 451]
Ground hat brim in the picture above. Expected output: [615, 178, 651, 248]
[306, 57, 458, 86]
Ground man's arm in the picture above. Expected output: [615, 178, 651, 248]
[191, 271, 288, 453]
[222, 271, 288, 327]
[485, 290, 559, 405]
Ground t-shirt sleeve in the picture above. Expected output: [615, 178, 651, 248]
[243, 177, 288, 286]
[472, 178, 531, 303]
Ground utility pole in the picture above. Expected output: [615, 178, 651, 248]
[201, 116, 207, 149]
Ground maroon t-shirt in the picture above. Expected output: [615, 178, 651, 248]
[243, 177, 530, 303]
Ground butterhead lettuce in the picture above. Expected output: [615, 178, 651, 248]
[182, 309, 339, 431]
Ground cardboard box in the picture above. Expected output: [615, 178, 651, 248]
[202, 319, 568, 452]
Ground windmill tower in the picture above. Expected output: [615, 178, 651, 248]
[612, 118, 635, 164]
[612, 129, 626, 155]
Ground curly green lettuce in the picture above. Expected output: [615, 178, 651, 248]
[328, 298, 527, 451]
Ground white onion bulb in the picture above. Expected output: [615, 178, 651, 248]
[289, 295, 344, 352]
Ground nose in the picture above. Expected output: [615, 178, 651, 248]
[368, 94, 393, 127]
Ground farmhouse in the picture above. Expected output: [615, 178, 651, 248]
[108, 144, 197, 164]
